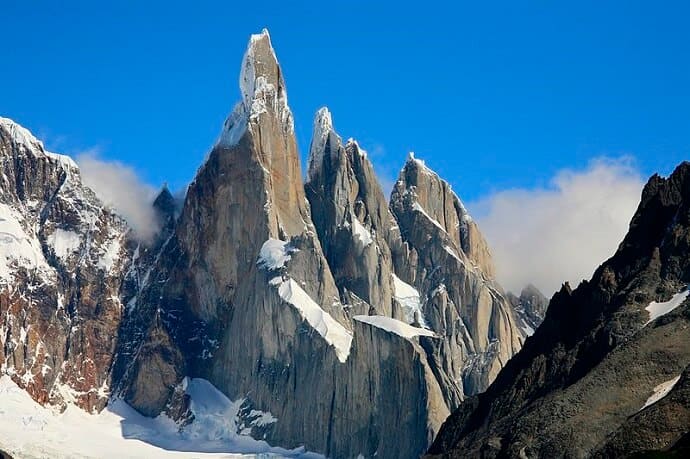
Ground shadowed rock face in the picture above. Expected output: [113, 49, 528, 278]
[0, 118, 131, 413]
[428, 161, 690, 458]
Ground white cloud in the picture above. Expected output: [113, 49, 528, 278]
[76, 150, 160, 242]
[469, 157, 645, 296]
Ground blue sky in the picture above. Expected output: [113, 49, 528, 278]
[1, 1, 688, 201]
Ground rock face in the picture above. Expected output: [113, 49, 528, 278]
[1, 30, 530, 459]
[0, 117, 131, 412]
[428, 161, 690, 458]
[390, 155, 524, 401]
[305, 107, 402, 319]
[114, 30, 460, 458]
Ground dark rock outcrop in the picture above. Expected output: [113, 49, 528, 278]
[428, 161, 690, 458]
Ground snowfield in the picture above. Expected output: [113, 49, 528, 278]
[0, 376, 320, 459]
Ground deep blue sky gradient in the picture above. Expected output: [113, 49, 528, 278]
[2, 1, 688, 200]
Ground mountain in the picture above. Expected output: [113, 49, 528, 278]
[428, 161, 690, 458]
[1, 30, 529, 458]
[0, 117, 132, 413]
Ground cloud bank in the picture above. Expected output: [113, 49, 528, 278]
[470, 157, 645, 296]
[76, 151, 160, 242]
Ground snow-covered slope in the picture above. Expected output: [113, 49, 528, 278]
[0, 375, 319, 459]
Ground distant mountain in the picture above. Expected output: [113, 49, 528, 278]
[0, 30, 532, 458]
[428, 161, 690, 457]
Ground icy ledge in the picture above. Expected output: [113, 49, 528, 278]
[354, 315, 435, 340]
[272, 277, 353, 363]
[0, 375, 320, 458]
[639, 375, 681, 411]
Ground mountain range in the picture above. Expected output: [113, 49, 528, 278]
[0, 29, 687, 459]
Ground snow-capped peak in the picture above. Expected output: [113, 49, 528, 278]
[0, 116, 44, 151]
[406, 151, 425, 168]
[307, 106, 339, 182]
[217, 29, 294, 149]
[0, 116, 79, 171]
[345, 138, 367, 159]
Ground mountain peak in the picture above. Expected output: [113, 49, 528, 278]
[0, 116, 44, 151]
[217, 29, 293, 148]
[307, 106, 340, 182]
[240, 28, 280, 108]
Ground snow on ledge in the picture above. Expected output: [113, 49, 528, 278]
[257, 238, 297, 270]
[274, 278, 352, 362]
[639, 375, 681, 411]
[391, 274, 426, 327]
[644, 288, 689, 325]
[354, 315, 435, 340]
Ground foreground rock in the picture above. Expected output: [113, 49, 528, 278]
[428, 161, 690, 458]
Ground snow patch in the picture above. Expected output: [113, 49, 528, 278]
[352, 217, 373, 247]
[46, 151, 79, 170]
[354, 315, 435, 340]
[0, 203, 52, 281]
[520, 322, 535, 337]
[216, 102, 248, 148]
[98, 238, 121, 272]
[46, 228, 81, 259]
[258, 238, 297, 270]
[639, 375, 681, 411]
[392, 274, 426, 327]
[645, 289, 689, 325]
[345, 138, 367, 158]
[444, 245, 463, 262]
[275, 278, 352, 362]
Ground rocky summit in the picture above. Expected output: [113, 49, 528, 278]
[0, 30, 532, 459]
